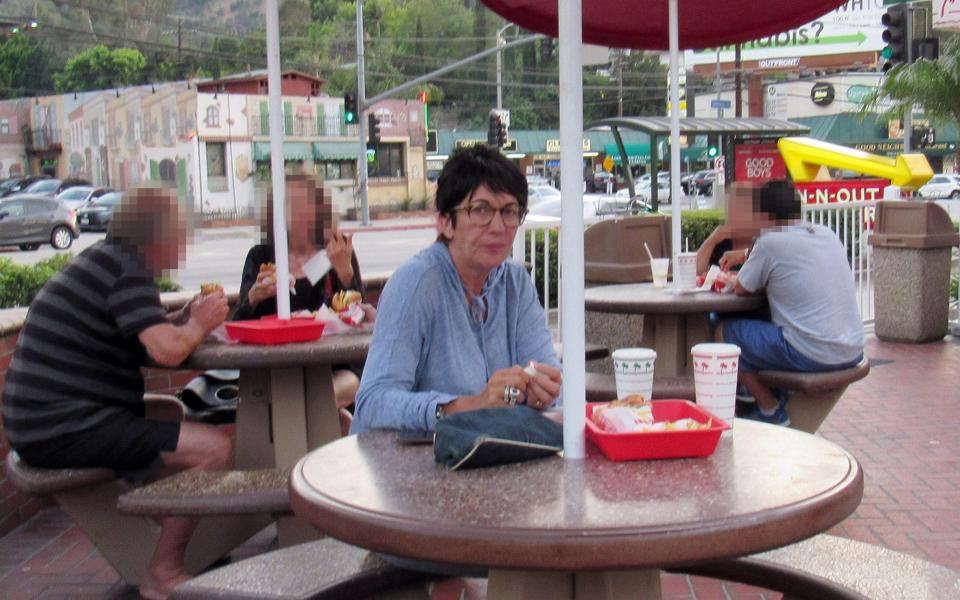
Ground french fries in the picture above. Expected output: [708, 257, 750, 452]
[331, 289, 362, 312]
[200, 283, 224, 296]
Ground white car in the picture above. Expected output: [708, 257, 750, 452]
[524, 197, 603, 225]
[527, 185, 562, 208]
[619, 181, 670, 203]
[917, 174, 960, 199]
[56, 186, 113, 211]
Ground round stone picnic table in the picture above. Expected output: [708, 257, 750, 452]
[290, 420, 863, 599]
[584, 282, 765, 378]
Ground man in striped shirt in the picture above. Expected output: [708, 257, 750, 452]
[2, 186, 230, 600]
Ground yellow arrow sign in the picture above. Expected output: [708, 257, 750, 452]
[777, 137, 933, 189]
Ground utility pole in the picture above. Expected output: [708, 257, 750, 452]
[496, 23, 511, 110]
[356, 0, 370, 225]
[617, 50, 624, 117]
[734, 43, 742, 117]
[714, 48, 722, 118]
[902, 7, 913, 152]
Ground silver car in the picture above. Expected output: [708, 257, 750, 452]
[0, 195, 79, 251]
[56, 186, 113, 211]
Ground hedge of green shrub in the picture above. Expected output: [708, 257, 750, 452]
[0, 254, 181, 309]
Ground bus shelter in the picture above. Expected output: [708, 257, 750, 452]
[586, 117, 811, 210]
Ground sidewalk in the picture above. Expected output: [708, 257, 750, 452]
[0, 331, 957, 599]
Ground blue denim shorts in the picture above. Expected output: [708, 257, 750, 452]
[721, 319, 862, 374]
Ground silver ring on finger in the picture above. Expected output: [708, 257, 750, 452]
[503, 385, 521, 406]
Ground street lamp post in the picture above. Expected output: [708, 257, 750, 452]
[496, 24, 512, 110]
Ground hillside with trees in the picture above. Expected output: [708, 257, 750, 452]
[0, 0, 669, 129]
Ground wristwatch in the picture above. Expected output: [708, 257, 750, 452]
[435, 402, 448, 421]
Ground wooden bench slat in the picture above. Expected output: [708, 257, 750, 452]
[171, 538, 431, 600]
[119, 469, 291, 517]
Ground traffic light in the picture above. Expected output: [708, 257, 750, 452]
[706, 135, 719, 158]
[343, 92, 358, 124]
[881, 5, 907, 72]
[487, 114, 499, 146]
[368, 112, 382, 146]
[496, 118, 507, 147]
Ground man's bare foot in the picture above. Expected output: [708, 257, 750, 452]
[139, 572, 191, 600]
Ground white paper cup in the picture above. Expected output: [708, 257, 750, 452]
[650, 258, 669, 289]
[691, 343, 741, 435]
[676, 252, 698, 290]
[612, 347, 657, 400]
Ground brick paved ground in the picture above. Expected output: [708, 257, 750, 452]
[0, 332, 956, 599]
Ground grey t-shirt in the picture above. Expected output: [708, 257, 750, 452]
[737, 222, 865, 366]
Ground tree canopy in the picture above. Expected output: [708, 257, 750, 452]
[0, 35, 58, 99]
[54, 45, 148, 92]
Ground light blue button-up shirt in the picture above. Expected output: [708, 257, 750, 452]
[351, 241, 560, 433]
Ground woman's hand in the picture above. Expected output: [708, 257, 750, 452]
[446, 366, 531, 414]
[247, 269, 278, 307]
[359, 303, 377, 324]
[719, 248, 749, 271]
[326, 231, 355, 283]
[523, 361, 562, 411]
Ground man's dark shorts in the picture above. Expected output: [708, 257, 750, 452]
[14, 411, 180, 481]
[722, 318, 863, 373]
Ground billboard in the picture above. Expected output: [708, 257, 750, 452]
[734, 143, 787, 182]
[686, 0, 886, 66]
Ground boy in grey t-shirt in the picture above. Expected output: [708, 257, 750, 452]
[717, 180, 864, 426]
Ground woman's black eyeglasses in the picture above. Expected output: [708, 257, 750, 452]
[454, 201, 527, 227]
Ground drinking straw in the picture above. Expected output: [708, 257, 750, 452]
[644, 241, 655, 262]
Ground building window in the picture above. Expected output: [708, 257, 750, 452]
[206, 106, 220, 127]
[0, 118, 10, 135]
[370, 143, 405, 178]
[206, 142, 228, 192]
[316, 160, 355, 181]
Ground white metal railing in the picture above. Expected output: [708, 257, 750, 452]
[801, 200, 877, 323]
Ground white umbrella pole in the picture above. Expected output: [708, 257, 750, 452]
[668, 0, 682, 282]
[266, 0, 290, 319]
[559, 0, 585, 459]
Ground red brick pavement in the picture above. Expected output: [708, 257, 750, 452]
[0, 332, 956, 599]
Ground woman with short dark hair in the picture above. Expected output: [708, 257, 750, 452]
[352, 145, 562, 433]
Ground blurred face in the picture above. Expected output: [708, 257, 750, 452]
[286, 180, 319, 246]
[726, 185, 759, 236]
[142, 190, 185, 274]
[439, 184, 522, 286]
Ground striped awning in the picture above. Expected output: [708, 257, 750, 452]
[253, 142, 314, 161]
[312, 141, 359, 161]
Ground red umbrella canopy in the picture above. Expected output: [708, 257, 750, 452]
[480, 0, 847, 50]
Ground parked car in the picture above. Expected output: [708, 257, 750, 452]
[917, 174, 960, 199]
[76, 191, 122, 231]
[691, 169, 716, 195]
[528, 185, 562, 207]
[680, 172, 697, 194]
[592, 171, 618, 193]
[0, 195, 79, 250]
[525, 196, 603, 225]
[0, 175, 49, 197]
[15, 178, 63, 197]
[56, 186, 113, 211]
[620, 180, 670, 204]
[526, 175, 551, 187]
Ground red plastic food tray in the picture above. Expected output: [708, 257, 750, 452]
[225, 318, 325, 345]
[585, 400, 730, 461]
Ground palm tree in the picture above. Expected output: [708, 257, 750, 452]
[859, 37, 960, 157]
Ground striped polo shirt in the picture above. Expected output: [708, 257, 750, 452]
[2, 239, 168, 447]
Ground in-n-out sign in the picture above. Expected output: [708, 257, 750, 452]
[795, 179, 888, 204]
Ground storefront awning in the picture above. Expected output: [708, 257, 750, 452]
[312, 141, 360, 161]
[604, 142, 649, 165]
[253, 142, 314, 161]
